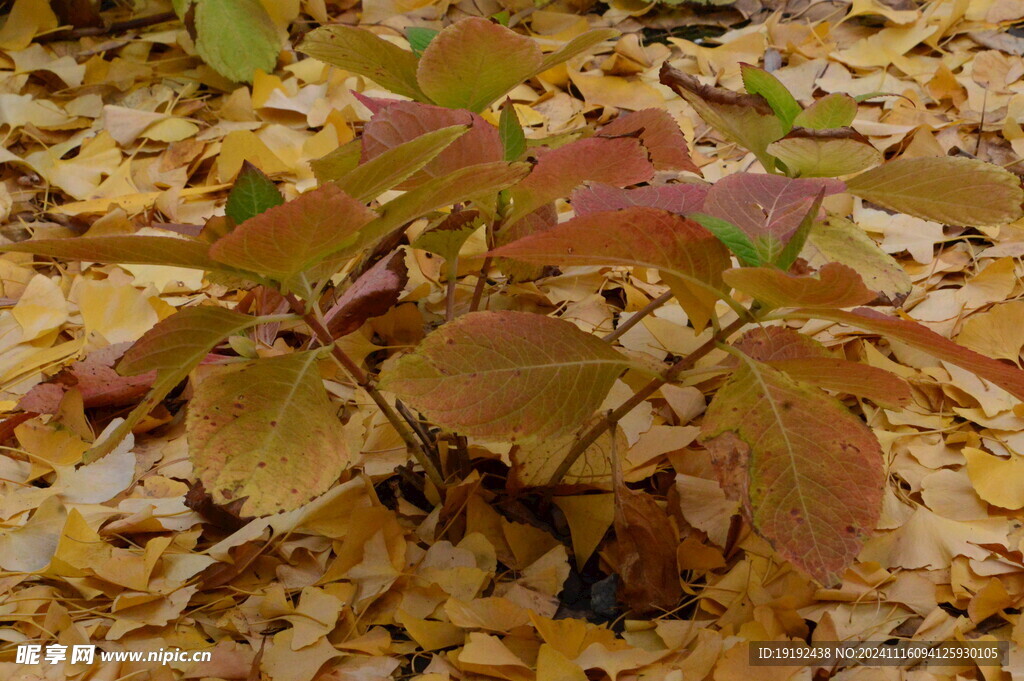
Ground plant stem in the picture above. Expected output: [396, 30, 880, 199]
[445, 260, 458, 321]
[285, 294, 446, 489]
[602, 290, 674, 344]
[468, 257, 491, 312]
[545, 314, 750, 487]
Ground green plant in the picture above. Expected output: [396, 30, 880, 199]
[172, 0, 281, 83]
[5, 17, 1023, 591]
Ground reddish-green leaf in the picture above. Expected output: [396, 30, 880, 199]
[188, 350, 348, 516]
[599, 108, 700, 173]
[299, 25, 427, 102]
[490, 207, 732, 330]
[660, 64, 785, 171]
[337, 124, 470, 201]
[845, 156, 1024, 227]
[379, 311, 632, 441]
[208, 183, 375, 286]
[767, 358, 911, 409]
[360, 102, 499, 189]
[85, 307, 268, 463]
[416, 17, 542, 112]
[324, 251, 408, 338]
[723, 263, 876, 309]
[701, 359, 884, 585]
[0, 235, 250, 277]
[733, 326, 830, 361]
[702, 173, 844, 243]
[796, 307, 1024, 401]
[570, 183, 708, 217]
[507, 136, 654, 224]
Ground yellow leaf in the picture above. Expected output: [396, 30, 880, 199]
[0, 0, 58, 50]
[216, 129, 290, 182]
[553, 494, 615, 569]
[964, 447, 1024, 510]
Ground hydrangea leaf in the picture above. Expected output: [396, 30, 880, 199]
[701, 359, 885, 585]
[792, 93, 858, 129]
[767, 128, 882, 178]
[187, 350, 348, 516]
[571, 183, 708, 217]
[379, 311, 632, 441]
[723, 263, 877, 309]
[193, 0, 280, 84]
[845, 156, 1024, 227]
[740, 64, 802, 131]
[225, 161, 283, 226]
[803, 216, 911, 305]
[416, 17, 542, 112]
[598, 108, 700, 173]
[490, 206, 732, 331]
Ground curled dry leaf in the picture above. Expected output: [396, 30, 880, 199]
[324, 250, 409, 338]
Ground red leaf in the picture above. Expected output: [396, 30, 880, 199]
[598, 108, 700, 174]
[324, 250, 408, 338]
[570, 183, 708, 217]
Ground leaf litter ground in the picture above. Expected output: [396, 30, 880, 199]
[2, 0, 1024, 679]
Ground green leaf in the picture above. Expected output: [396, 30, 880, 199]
[499, 100, 526, 162]
[193, 0, 280, 84]
[723, 263, 877, 309]
[310, 139, 362, 184]
[380, 311, 632, 441]
[740, 63, 802, 131]
[411, 210, 479, 263]
[690, 213, 760, 266]
[225, 161, 284, 226]
[773, 188, 823, 270]
[701, 358, 884, 585]
[661, 64, 785, 171]
[792, 93, 857, 129]
[335, 124, 469, 203]
[299, 25, 428, 102]
[767, 128, 882, 178]
[0, 235, 259, 281]
[416, 17, 542, 112]
[794, 307, 1024, 400]
[803, 216, 911, 305]
[187, 350, 349, 516]
[208, 183, 375, 287]
[406, 26, 438, 56]
[491, 207, 733, 331]
[535, 28, 618, 74]
[845, 157, 1024, 227]
[85, 307, 270, 463]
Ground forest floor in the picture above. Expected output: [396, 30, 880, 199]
[1, 0, 1024, 679]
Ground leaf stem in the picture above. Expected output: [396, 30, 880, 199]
[545, 313, 750, 486]
[602, 290, 673, 343]
[285, 294, 446, 489]
[468, 257, 491, 312]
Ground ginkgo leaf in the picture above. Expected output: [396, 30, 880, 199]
[701, 173, 844, 242]
[187, 350, 348, 516]
[796, 307, 1024, 401]
[208, 183, 375, 286]
[803, 216, 911, 305]
[85, 307, 269, 463]
[598, 108, 700, 173]
[299, 25, 428, 102]
[701, 359, 884, 585]
[416, 17, 542, 113]
[379, 311, 632, 441]
[957, 301, 1024, 364]
[845, 157, 1024, 227]
[225, 161, 283, 225]
[360, 102, 500, 188]
[741, 64, 802, 131]
[511, 427, 625, 489]
[192, 0, 280, 83]
[571, 183, 708, 217]
[490, 207, 732, 330]
[767, 128, 882, 178]
[507, 137, 654, 224]
[338, 124, 471, 201]
[535, 28, 618, 73]
[660, 64, 785, 171]
[723, 263, 877, 309]
[792, 93, 858, 129]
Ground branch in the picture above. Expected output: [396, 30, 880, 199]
[37, 11, 178, 43]
[602, 290, 673, 344]
[545, 314, 750, 486]
[285, 294, 446, 490]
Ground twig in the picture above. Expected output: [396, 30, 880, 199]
[37, 11, 178, 43]
[545, 314, 750, 487]
[468, 257, 491, 312]
[444, 260, 458, 321]
[285, 294, 446, 489]
[602, 290, 674, 344]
